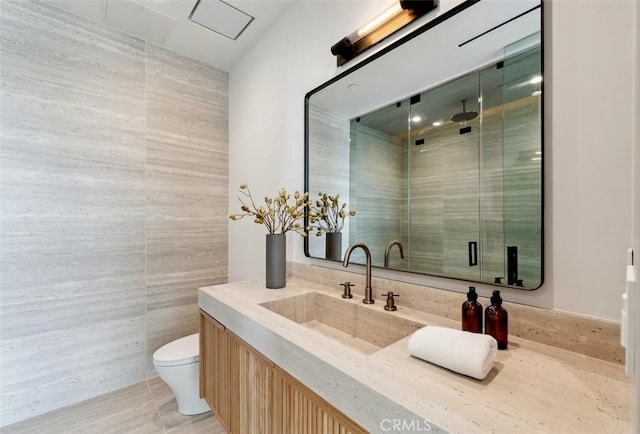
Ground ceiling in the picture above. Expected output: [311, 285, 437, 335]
[46, 0, 293, 71]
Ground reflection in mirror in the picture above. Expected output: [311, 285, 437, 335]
[306, 1, 543, 289]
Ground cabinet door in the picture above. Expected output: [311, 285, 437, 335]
[201, 313, 279, 434]
[279, 371, 367, 434]
[230, 333, 280, 433]
[200, 311, 231, 431]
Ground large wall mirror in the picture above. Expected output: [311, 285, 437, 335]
[305, 0, 543, 290]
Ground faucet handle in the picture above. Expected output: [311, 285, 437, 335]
[383, 291, 399, 311]
[340, 281, 354, 299]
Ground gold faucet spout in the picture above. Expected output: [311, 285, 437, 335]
[343, 242, 374, 304]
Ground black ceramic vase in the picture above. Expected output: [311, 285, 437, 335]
[265, 234, 286, 289]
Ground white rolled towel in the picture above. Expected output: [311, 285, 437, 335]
[407, 326, 498, 380]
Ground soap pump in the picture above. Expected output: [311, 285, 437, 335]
[485, 290, 508, 349]
[461, 286, 482, 333]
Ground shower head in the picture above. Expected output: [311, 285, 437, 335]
[451, 99, 478, 122]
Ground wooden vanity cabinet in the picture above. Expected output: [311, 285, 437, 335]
[199, 310, 366, 434]
[199, 310, 233, 430]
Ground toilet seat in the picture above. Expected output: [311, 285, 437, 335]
[153, 333, 200, 367]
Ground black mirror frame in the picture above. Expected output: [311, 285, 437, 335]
[303, 0, 545, 290]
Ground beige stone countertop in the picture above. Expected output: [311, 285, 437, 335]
[198, 278, 631, 434]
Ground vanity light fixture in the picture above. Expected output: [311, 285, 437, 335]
[330, 0, 438, 66]
[411, 115, 422, 122]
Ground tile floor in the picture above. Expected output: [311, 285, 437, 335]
[2, 377, 225, 433]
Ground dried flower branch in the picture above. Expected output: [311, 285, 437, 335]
[308, 193, 355, 236]
[229, 183, 312, 237]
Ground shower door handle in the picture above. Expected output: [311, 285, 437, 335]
[468, 241, 478, 266]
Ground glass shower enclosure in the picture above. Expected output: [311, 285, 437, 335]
[349, 35, 542, 288]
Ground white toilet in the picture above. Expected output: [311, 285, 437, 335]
[152, 333, 211, 415]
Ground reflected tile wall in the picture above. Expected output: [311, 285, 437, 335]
[307, 105, 350, 259]
[479, 109, 506, 282]
[441, 124, 481, 281]
[0, 0, 228, 426]
[409, 100, 540, 285]
[503, 97, 542, 287]
[350, 124, 404, 267]
[410, 123, 480, 277]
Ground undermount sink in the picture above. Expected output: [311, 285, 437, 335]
[260, 292, 424, 355]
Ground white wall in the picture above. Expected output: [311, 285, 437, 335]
[229, 0, 636, 321]
[229, 0, 390, 281]
[548, 0, 633, 320]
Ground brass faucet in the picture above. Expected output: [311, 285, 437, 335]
[384, 240, 405, 267]
[342, 242, 374, 304]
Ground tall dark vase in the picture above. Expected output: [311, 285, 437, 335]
[325, 231, 342, 261]
[266, 234, 286, 289]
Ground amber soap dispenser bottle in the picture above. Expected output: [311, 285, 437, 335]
[461, 286, 483, 333]
[485, 290, 508, 349]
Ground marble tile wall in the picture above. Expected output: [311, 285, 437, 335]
[0, 0, 228, 426]
[145, 44, 228, 375]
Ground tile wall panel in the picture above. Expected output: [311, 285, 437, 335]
[145, 44, 228, 374]
[0, 0, 147, 425]
[0, 1, 229, 425]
